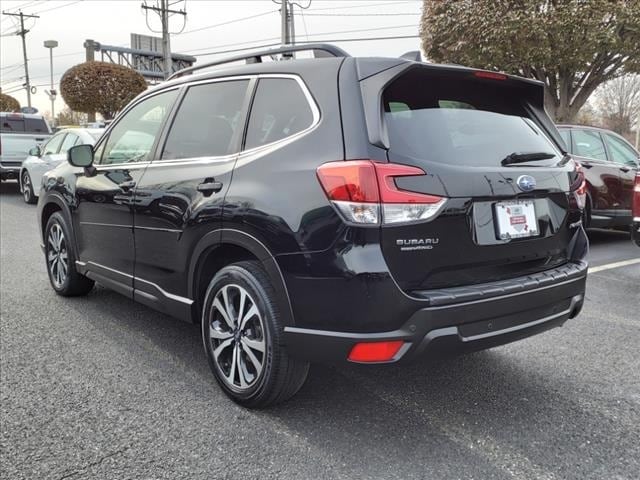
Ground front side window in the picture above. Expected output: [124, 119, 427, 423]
[162, 80, 249, 160]
[98, 90, 178, 165]
[245, 78, 314, 150]
[572, 130, 607, 161]
[59, 134, 78, 154]
[43, 133, 66, 155]
[604, 133, 638, 166]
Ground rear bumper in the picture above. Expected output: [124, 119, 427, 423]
[283, 261, 587, 365]
[0, 163, 21, 179]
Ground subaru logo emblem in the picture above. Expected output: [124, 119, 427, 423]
[517, 175, 536, 192]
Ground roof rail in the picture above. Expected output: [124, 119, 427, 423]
[168, 43, 350, 80]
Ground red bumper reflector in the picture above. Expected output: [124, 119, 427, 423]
[348, 341, 404, 363]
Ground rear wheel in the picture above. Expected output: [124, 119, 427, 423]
[201, 261, 309, 408]
[45, 212, 94, 296]
[21, 170, 36, 204]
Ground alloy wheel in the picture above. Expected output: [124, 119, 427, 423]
[22, 172, 31, 202]
[47, 223, 68, 288]
[208, 284, 266, 392]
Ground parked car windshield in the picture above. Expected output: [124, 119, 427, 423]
[383, 69, 562, 167]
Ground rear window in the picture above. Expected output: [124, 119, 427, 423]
[0, 116, 49, 133]
[383, 69, 561, 167]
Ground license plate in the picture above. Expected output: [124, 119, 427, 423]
[494, 200, 538, 240]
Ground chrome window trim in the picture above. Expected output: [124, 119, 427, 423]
[149, 73, 320, 167]
[92, 86, 182, 168]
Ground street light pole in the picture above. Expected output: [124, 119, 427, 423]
[44, 40, 58, 125]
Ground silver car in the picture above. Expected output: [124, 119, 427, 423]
[19, 128, 103, 204]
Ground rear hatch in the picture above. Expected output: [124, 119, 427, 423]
[368, 65, 579, 292]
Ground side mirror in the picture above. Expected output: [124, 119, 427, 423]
[68, 144, 94, 168]
[28, 146, 42, 157]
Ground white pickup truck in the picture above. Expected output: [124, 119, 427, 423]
[1, 112, 51, 181]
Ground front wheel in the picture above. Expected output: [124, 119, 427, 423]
[45, 212, 94, 296]
[201, 261, 309, 408]
[21, 170, 36, 204]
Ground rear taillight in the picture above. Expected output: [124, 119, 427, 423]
[316, 160, 446, 225]
[633, 174, 640, 220]
[570, 161, 587, 210]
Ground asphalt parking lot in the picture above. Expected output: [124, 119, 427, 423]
[1, 180, 639, 480]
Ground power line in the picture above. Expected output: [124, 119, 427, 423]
[30, 0, 84, 15]
[183, 22, 416, 57]
[192, 34, 419, 58]
[180, 9, 278, 35]
[312, 1, 418, 11]
[296, 12, 419, 17]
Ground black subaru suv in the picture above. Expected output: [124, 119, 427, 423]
[37, 44, 588, 407]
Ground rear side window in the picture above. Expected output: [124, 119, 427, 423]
[604, 133, 638, 166]
[382, 69, 562, 167]
[572, 130, 607, 161]
[162, 80, 249, 160]
[245, 78, 314, 150]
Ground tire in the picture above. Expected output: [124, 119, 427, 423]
[21, 170, 37, 204]
[44, 212, 94, 296]
[201, 261, 309, 408]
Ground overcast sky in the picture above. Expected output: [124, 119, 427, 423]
[0, 0, 423, 115]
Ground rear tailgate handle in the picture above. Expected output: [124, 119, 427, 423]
[197, 179, 223, 194]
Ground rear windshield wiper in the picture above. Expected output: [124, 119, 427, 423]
[501, 152, 556, 166]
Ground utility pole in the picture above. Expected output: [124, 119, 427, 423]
[141, 0, 186, 80]
[2, 10, 40, 108]
[279, 0, 295, 57]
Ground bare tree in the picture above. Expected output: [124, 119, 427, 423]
[595, 74, 640, 139]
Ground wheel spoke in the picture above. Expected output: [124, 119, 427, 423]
[213, 297, 234, 331]
[209, 326, 232, 340]
[221, 285, 235, 328]
[242, 341, 263, 377]
[241, 336, 265, 354]
[47, 251, 56, 263]
[226, 344, 238, 385]
[59, 258, 68, 277]
[212, 337, 234, 361]
[240, 304, 258, 330]
[237, 288, 247, 326]
[238, 348, 249, 388]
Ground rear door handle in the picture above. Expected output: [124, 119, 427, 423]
[581, 162, 593, 169]
[118, 180, 137, 192]
[197, 180, 223, 194]
[619, 166, 631, 173]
